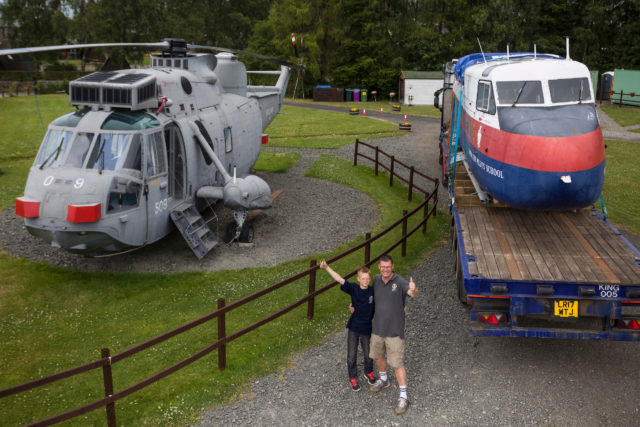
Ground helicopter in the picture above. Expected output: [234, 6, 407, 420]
[437, 40, 605, 210]
[2, 38, 295, 258]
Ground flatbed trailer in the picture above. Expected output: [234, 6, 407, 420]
[452, 172, 640, 340]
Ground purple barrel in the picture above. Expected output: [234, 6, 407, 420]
[353, 88, 360, 102]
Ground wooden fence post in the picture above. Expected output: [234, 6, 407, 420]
[354, 139, 359, 166]
[364, 232, 371, 266]
[101, 348, 117, 427]
[217, 298, 226, 371]
[408, 166, 414, 201]
[423, 197, 428, 234]
[402, 210, 408, 257]
[434, 179, 439, 217]
[390, 156, 395, 187]
[375, 146, 379, 176]
[308, 259, 317, 320]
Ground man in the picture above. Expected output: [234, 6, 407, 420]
[368, 255, 418, 415]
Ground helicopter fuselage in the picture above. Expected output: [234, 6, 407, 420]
[16, 52, 289, 254]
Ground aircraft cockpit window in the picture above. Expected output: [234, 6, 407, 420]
[122, 134, 142, 171]
[549, 78, 592, 103]
[64, 132, 95, 168]
[34, 129, 73, 169]
[51, 107, 91, 128]
[146, 132, 168, 177]
[101, 110, 160, 131]
[496, 81, 544, 105]
[87, 133, 134, 171]
[476, 80, 496, 114]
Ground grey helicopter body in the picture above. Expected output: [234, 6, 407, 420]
[8, 39, 291, 257]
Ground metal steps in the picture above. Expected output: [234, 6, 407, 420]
[170, 202, 217, 259]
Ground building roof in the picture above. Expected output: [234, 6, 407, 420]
[400, 71, 442, 80]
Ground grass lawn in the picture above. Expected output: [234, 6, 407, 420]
[254, 150, 301, 173]
[286, 97, 441, 118]
[0, 95, 449, 426]
[265, 104, 404, 149]
[596, 139, 640, 235]
[600, 104, 640, 127]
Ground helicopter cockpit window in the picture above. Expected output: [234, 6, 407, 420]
[476, 80, 496, 114]
[146, 132, 168, 177]
[87, 133, 134, 171]
[101, 110, 160, 131]
[496, 81, 544, 105]
[51, 107, 90, 128]
[549, 77, 592, 103]
[34, 129, 73, 169]
[64, 132, 94, 168]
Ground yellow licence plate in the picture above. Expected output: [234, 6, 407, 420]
[554, 300, 578, 317]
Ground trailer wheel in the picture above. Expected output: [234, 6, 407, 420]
[456, 248, 469, 305]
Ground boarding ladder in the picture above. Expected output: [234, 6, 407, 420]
[170, 202, 217, 259]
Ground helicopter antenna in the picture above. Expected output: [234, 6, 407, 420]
[477, 37, 487, 63]
[565, 36, 570, 60]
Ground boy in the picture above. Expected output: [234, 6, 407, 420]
[320, 260, 377, 392]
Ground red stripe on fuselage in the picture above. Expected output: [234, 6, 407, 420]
[464, 112, 605, 172]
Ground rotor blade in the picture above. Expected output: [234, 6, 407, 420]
[0, 42, 169, 57]
[187, 44, 299, 69]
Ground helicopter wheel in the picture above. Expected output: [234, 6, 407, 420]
[239, 223, 254, 243]
[224, 222, 238, 243]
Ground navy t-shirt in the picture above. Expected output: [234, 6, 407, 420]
[341, 280, 375, 335]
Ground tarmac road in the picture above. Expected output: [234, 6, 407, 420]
[198, 104, 640, 426]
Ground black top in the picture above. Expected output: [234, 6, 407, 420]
[341, 280, 375, 335]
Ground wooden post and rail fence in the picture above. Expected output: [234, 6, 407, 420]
[0, 140, 439, 426]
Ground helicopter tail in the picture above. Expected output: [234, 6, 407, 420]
[247, 65, 291, 131]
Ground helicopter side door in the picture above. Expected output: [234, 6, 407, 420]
[144, 131, 172, 243]
[164, 123, 187, 204]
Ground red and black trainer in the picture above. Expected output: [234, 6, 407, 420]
[350, 378, 361, 392]
[364, 371, 377, 385]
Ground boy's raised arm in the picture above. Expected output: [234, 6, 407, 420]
[319, 260, 346, 285]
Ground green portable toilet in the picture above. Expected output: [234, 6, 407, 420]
[361, 89, 368, 102]
[346, 88, 353, 101]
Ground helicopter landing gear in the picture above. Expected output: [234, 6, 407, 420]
[224, 222, 254, 243]
[224, 210, 254, 243]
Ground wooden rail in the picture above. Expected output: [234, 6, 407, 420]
[0, 140, 439, 426]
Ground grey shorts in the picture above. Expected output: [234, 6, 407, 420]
[369, 334, 405, 368]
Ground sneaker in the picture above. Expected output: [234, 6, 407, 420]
[350, 378, 361, 392]
[395, 397, 409, 414]
[369, 378, 390, 392]
[364, 371, 377, 385]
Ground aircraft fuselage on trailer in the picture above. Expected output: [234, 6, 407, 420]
[448, 52, 604, 210]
